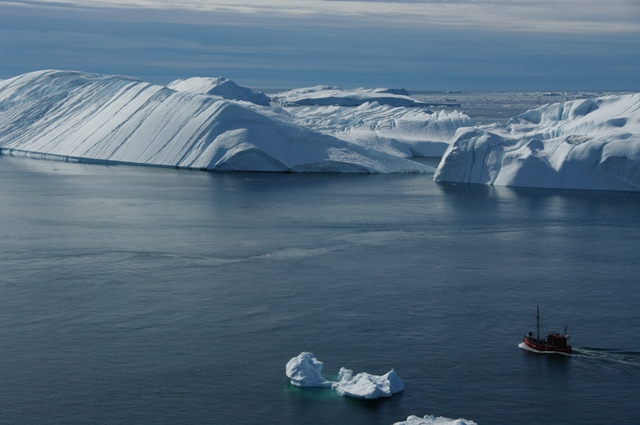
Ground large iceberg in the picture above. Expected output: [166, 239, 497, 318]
[285, 352, 404, 399]
[0, 70, 430, 173]
[393, 415, 477, 425]
[167, 76, 270, 106]
[270, 85, 427, 107]
[269, 103, 472, 158]
[434, 94, 640, 191]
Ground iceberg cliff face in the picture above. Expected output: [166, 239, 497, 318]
[0, 70, 430, 173]
[434, 94, 640, 191]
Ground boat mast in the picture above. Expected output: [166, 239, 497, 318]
[536, 304, 540, 340]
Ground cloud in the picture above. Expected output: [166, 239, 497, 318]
[11, 0, 640, 33]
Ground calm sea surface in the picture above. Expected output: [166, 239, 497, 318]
[1, 156, 639, 425]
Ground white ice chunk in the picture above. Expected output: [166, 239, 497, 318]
[435, 93, 640, 191]
[285, 352, 332, 388]
[393, 415, 477, 425]
[285, 353, 404, 399]
[331, 367, 405, 399]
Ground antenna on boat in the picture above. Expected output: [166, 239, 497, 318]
[536, 304, 540, 340]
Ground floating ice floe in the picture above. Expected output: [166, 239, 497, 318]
[393, 415, 477, 425]
[0, 70, 430, 173]
[270, 85, 426, 107]
[167, 76, 270, 106]
[435, 94, 640, 191]
[285, 352, 404, 399]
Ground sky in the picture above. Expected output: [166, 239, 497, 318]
[1, 0, 639, 90]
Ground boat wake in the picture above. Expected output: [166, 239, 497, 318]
[520, 343, 640, 372]
[572, 347, 640, 372]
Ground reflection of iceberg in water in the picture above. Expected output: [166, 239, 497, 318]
[285, 352, 404, 399]
[393, 415, 477, 425]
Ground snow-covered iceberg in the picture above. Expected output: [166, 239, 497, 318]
[270, 85, 426, 107]
[285, 352, 332, 388]
[269, 103, 472, 157]
[393, 415, 477, 425]
[332, 367, 405, 399]
[0, 70, 430, 173]
[434, 94, 640, 191]
[371, 87, 410, 96]
[285, 352, 404, 399]
[167, 76, 270, 106]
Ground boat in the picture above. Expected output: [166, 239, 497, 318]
[522, 305, 572, 354]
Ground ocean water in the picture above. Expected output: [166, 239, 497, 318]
[1, 156, 639, 425]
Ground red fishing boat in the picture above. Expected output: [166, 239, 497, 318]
[522, 305, 572, 354]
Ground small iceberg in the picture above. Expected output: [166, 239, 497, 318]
[285, 352, 332, 388]
[285, 352, 404, 399]
[332, 367, 405, 399]
[393, 415, 477, 425]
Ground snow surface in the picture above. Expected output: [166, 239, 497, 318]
[167, 76, 270, 106]
[393, 415, 477, 425]
[285, 352, 331, 388]
[264, 103, 471, 157]
[435, 94, 640, 191]
[271, 85, 426, 107]
[332, 367, 405, 399]
[0, 70, 431, 173]
[285, 353, 404, 399]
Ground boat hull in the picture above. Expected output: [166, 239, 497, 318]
[522, 336, 572, 354]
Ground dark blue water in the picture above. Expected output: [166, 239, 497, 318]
[1, 156, 639, 425]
